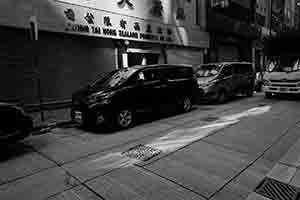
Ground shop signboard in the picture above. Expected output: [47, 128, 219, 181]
[61, 5, 176, 44]
[0, 0, 209, 48]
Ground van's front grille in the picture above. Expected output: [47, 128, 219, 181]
[270, 81, 299, 87]
[270, 83, 298, 88]
[270, 79, 300, 83]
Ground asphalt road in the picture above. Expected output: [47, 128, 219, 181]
[1, 93, 300, 200]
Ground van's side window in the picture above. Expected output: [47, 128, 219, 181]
[221, 66, 232, 77]
[233, 64, 241, 74]
[142, 69, 160, 82]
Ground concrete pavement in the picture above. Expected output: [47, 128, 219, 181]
[1, 93, 300, 200]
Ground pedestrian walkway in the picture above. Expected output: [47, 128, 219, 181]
[246, 123, 300, 200]
[29, 108, 72, 133]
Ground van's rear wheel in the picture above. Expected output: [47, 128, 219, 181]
[181, 96, 192, 112]
[115, 109, 134, 129]
[246, 89, 254, 97]
[216, 90, 227, 104]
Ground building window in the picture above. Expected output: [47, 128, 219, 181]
[211, 0, 230, 8]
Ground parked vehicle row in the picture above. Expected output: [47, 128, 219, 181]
[71, 62, 256, 129]
[71, 64, 198, 129]
[0, 61, 257, 144]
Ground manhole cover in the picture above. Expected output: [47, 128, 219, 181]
[122, 144, 161, 161]
[255, 177, 300, 200]
[201, 116, 219, 122]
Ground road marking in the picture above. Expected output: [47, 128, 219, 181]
[85, 106, 271, 170]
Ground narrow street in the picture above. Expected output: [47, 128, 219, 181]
[1, 93, 300, 200]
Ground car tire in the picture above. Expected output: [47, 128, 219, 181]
[115, 109, 134, 129]
[216, 90, 227, 104]
[265, 92, 272, 99]
[181, 96, 192, 113]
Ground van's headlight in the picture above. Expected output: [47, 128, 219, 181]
[297, 82, 300, 87]
[198, 80, 216, 88]
[88, 91, 115, 104]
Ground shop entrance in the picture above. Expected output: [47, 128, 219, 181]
[128, 53, 159, 67]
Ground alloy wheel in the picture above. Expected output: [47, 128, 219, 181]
[183, 97, 192, 112]
[117, 109, 133, 128]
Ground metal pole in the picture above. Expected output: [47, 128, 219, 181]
[270, 0, 273, 38]
[32, 39, 44, 121]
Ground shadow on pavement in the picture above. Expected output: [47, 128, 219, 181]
[0, 142, 33, 162]
[270, 94, 300, 101]
[195, 94, 249, 105]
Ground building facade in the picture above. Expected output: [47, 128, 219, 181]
[206, 0, 260, 64]
[0, 0, 209, 106]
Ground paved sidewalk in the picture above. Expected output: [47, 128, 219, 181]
[1, 95, 300, 200]
[29, 108, 72, 132]
[246, 123, 300, 200]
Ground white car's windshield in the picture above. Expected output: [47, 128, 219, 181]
[195, 64, 221, 77]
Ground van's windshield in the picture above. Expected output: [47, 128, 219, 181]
[91, 68, 138, 90]
[269, 58, 300, 73]
[195, 64, 221, 77]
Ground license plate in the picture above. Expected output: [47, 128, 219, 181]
[75, 111, 82, 121]
[280, 88, 287, 92]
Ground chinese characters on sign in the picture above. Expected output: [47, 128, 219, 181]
[150, 0, 163, 17]
[117, 0, 134, 9]
[64, 8, 174, 43]
[64, 9, 75, 21]
[104, 16, 112, 26]
[120, 19, 127, 29]
[85, 13, 94, 24]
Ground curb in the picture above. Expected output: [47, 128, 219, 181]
[31, 120, 76, 135]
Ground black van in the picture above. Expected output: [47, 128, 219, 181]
[194, 62, 255, 103]
[71, 64, 198, 129]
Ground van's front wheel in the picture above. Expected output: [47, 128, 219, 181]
[115, 109, 134, 129]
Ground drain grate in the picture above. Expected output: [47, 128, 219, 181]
[122, 144, 161, 161]
[255, 177, 300, 200]
[201, 116, 219, 122]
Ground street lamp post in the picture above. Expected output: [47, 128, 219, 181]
[269, 0, 273, 39]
